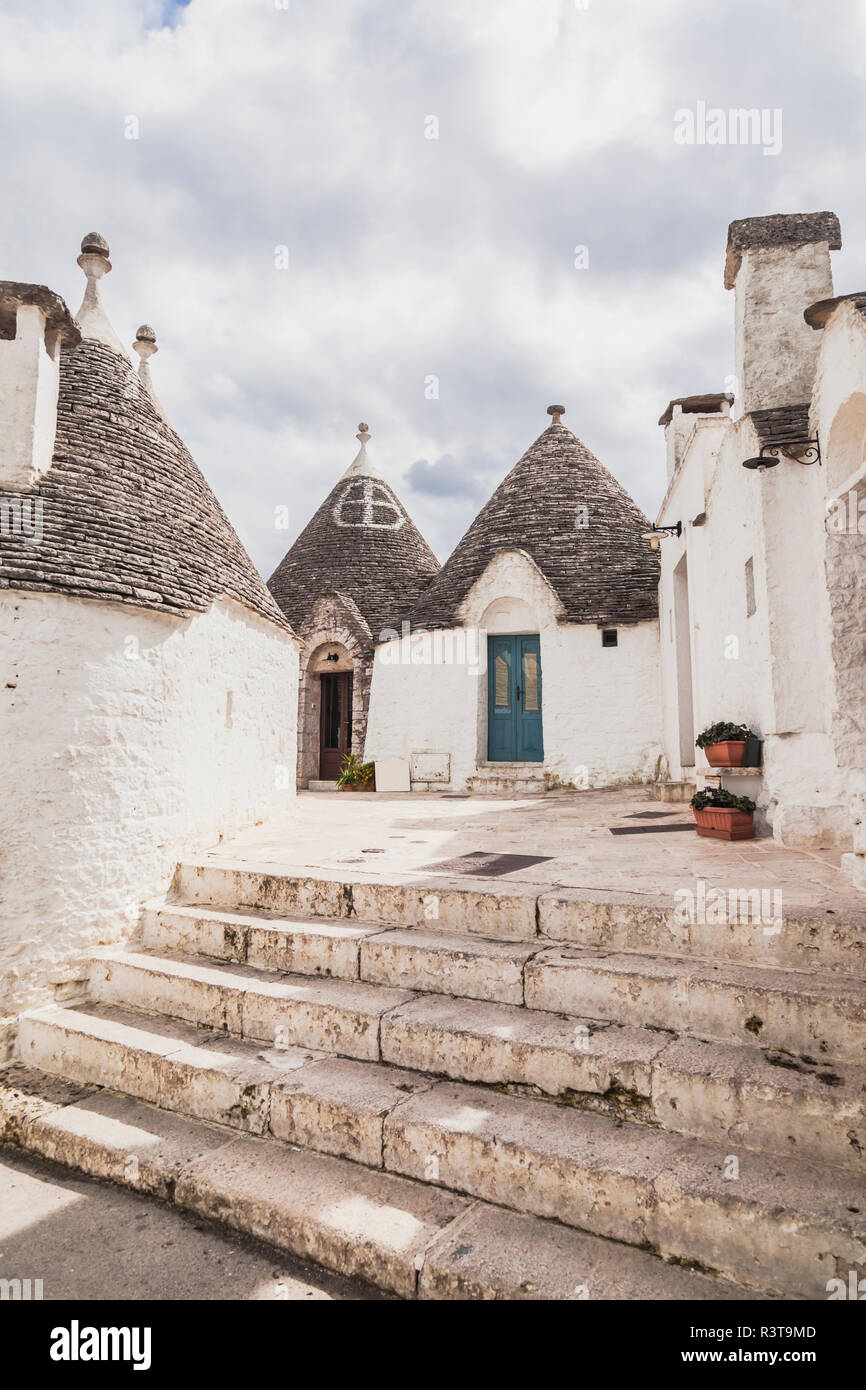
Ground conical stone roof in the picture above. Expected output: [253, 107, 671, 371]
[411, 410, 659, 629]
[268, 425, 440, 640]
[0, 246, 291, 630]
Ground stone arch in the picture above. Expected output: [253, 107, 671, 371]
[479, 594, 539, 633]
[296, 600, 374, 786]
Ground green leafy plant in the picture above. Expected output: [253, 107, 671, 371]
[336, 754, 375, 789]
[695, 721, 752, 749]
[691, 787, 756, 813]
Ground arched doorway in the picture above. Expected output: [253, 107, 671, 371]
[299, 640, 356, 784]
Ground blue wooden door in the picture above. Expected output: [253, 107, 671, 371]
[487, 635, 543, 762]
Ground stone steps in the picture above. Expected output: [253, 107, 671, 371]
[171, 859, 866, 974]
[84, 937, 866, 1168]
[0, 1066, 758, 1301]
[144, 904, 866, 1065]
[9, 1006, 866, 1296]
[18, 993, 866, 1175]
[465, 765, 549, 795]
[142, 904, 541, 1005]
[7, 860, 866, 1300]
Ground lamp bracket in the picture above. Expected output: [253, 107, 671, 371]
[759, 436, 821, 466]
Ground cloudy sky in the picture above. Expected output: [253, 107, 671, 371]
[2, 0, 865, 573]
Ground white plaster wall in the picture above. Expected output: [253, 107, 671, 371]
[365, 549, 663, 790]
[0, 305, 60, 488]
[812, 304, 866, 880]
[0, 591, 298, 1014]
[365, 636, 481, 789]
[811, 301, 866, 498]
[657, 410, 847, 843]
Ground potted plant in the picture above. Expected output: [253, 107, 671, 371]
[691, 787, 756, 841]
[695, 721, 752, 767]
[336, 754, 376, 792]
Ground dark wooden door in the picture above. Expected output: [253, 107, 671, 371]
[319, 671, 353, 779]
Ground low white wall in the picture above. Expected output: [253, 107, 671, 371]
[365, 549, 663, 790]
[0, 591, 298, 1015]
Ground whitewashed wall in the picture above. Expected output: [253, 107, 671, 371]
[812, 302, 866, 885]
[0, 592, 299, 1016]
[657, 408, 848, 845]
[365, 548, 663, 790]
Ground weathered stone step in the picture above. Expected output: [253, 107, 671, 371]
[417, 1205, 763, 1300]
[380, 995, 866, 1171]
[172, 862, 866, 973]
[81, 948, 866, 1167]
[381, 993, 667, 1099]
[0, 1067, 759, 1300]
[539, 888, 866, 976]
[142, 904, 389, 983]
[88, 949, 415, 1060]
[173, 859, 540, 942]
[525, 947, 866, 1062]
[20, 1000, 866, 1184]
[382, 1081, 866, 1298]
[143, 903, 545, 1005]
[87, 949, 671, 1101]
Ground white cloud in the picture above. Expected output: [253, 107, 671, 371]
[1, 0, 862, 573]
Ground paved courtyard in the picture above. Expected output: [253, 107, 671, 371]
[204, 788, 866, 926]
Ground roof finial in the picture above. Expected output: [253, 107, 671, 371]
[132, 323, 171, 423]
[547, 404, 566, 426]
[75, 232, 124, 353]
[341, 419, 382, 480]
[133, 324, 158, 386]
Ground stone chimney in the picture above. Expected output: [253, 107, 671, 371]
[725, 211, 841, 418]
[658, 394, 733, 481]
[0, 283, 80, 489]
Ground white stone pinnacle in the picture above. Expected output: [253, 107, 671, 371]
[75, 232, 126, 354]
[342, 420, 384, 479]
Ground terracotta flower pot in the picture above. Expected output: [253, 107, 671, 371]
[340, 782, 375, 792]
[693, 806, 755, 840]
[705, 740, 747, 767]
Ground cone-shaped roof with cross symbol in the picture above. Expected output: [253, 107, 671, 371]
[410, 405, 659, 629]
[267, 424, 440, 639]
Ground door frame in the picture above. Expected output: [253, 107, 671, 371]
[318, 669, 353, 779]
[486, 633, 543, 763]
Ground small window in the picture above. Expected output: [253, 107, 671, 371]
[602, 630, 618, 648]
[745, 557, 756, 618]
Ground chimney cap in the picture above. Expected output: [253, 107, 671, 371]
[0, 280, 81, 347]
[658, 392, 734, 427]
[724, 211, 841, 290]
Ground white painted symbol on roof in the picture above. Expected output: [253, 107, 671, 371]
[333, 478, 406, 530]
